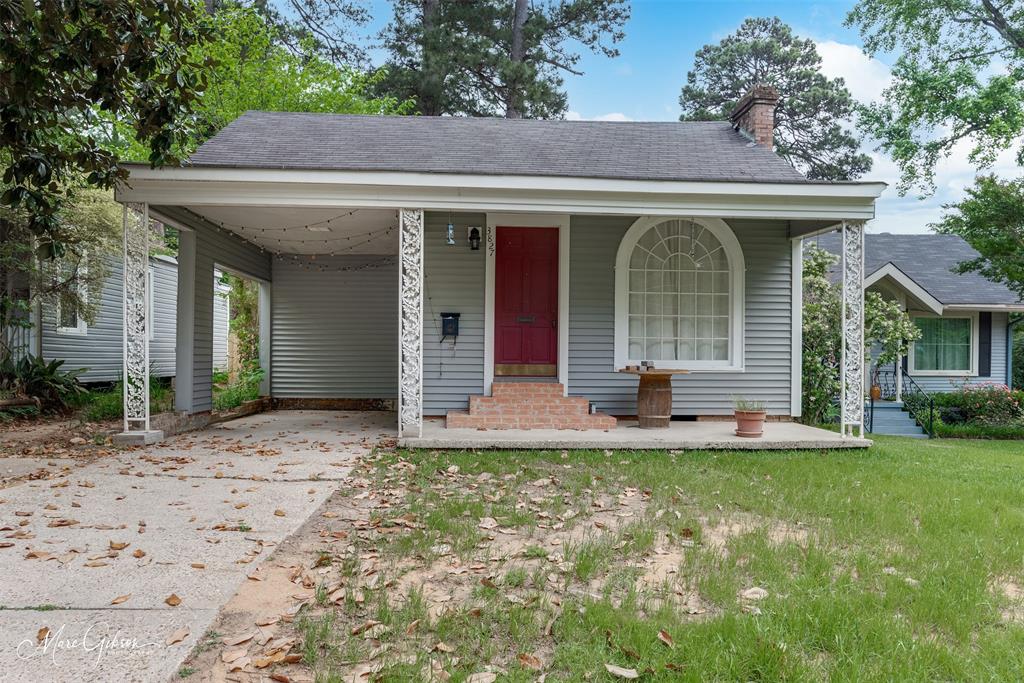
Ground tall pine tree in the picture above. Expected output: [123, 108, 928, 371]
[378, 0, 630, 118]
[679, 17, 871, 181]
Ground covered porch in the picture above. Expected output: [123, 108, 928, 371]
[113, 156, 880, 449]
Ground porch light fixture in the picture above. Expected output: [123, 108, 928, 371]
[446, 222, 456, 245]
[468, 227, 481, 250]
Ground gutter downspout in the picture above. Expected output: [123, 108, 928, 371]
[1008, 315, 1023, 389]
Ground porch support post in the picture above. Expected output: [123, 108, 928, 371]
[398, 208, 424, 437]
[116, 202, 163, 444]
[840, 220, 866, 438]
[175, 229, 196, 413]
[258, 281, 271, 396]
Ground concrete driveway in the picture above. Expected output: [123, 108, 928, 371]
[0, 410, 394, 682]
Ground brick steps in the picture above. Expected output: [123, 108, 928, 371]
[446, 382, 616, 431]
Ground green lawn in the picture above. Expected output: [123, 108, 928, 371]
[298, 437, 1024, 682]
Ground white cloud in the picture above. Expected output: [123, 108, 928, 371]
[814, 40, 892, 103]
[564, 110, 633, 122]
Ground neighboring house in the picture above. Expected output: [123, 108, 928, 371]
[9, 255, 230, 384]
[810, 233, 1024, 394]
[114, 85, 886, 444]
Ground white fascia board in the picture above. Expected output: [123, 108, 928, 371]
[864, 263, 944, 315]
[942, 304, 1024, 312]
[116, 167, 884, 221]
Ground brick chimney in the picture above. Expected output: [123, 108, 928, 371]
[728, 84, 779, 150]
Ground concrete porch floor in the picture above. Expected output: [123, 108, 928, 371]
[401, 418, 871, 450]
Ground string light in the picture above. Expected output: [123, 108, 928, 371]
[212, 209, 362, 232]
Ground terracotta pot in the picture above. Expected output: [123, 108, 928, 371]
[870, 384, 882, 400]
[734, 410, 766, 438]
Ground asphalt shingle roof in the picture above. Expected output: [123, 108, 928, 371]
[187, 111, 809, 183]
[810, 233, 1021, 306]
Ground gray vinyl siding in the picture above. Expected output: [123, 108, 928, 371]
[40, 256, 177, 383]
[568, 216, 794, 416]
[193, 226, 271, 411]
[270, 255, 397, 398]
[906, 311, 1009, 393]
[212, 279, 230, 372]
[423, 212, 486, 415]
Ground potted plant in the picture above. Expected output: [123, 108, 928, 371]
[733, 396, 767, 438]
[869, 366, 883, 401]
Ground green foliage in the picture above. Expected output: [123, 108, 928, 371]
[378, 0, 629, 118]
[1014, 321, 1024, 390]
[932, 175, 1024, 301]
[0, 0, 212, 245]
[847, 0, 1024, 194]
[905, 383, 1024, 439]
[801, 244, 920, 424]
[223, 273, 260, 371]
[1, 189, 122, 362]
[213, 368, 263, 411]
[679, 17, 872, 180]
[78, 379, 174, 423]
[0, 355, 85, 411]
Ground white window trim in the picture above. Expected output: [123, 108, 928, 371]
[55, 259, 88, 337]
[483, 213, 570, 396]
[614, 216, 745, 372]
[908, 311, 978, 377]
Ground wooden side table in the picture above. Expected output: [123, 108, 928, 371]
[618, 368, 690, 429]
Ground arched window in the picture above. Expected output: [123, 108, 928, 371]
[614, 217, 744, 371]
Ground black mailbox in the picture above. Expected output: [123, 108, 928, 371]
[440, 312, 460, 342]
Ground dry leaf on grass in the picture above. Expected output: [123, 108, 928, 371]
[657, 629, 674, 648]
[518, 652, 543, 670]
[466, 674, 497, 683]
[166, 627, 189, 645]
[605, 663, 640, 679]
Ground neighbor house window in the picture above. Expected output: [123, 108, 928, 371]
[614, 217, 745, 371]
[911, 315, 975, 374]
[55, 259, 88, 336]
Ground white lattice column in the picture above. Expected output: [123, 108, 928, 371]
[115, 203, 163, 445]
[398, 209, 424, 438]
[840, 220, 866, 438]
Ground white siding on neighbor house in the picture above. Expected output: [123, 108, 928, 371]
[568, 216, 795, 416]
[906, 311, 1009, 393]
[423, 212, 486, 415]
[270, 255, 397, 399]
[213, 279, 230, 372]
[192, 224, 272, 411]
[40, 255, 177, 383]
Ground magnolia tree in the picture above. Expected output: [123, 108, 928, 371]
[802, 244, 920, 424]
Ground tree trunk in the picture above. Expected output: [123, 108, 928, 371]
[419, 0, 443, 116]
[504, 0, 529, 118]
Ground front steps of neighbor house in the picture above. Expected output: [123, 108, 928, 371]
[446, 382, 617, 430]
[869, 401, 927, 438]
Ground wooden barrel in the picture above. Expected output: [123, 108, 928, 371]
[637, 374, 672, 429]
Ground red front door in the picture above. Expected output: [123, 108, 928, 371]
[495, 227, 558, 375]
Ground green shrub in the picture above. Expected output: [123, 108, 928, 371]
[213, 368, 263, 411]
[79, 378, 174, 422]
[0, 355, 86, 411]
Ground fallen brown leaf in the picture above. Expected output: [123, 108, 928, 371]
[110, 594, 131, 605]
[605, 663, 639, 679]
[165, 593, 182, 607]
[166, 627, 189, 645]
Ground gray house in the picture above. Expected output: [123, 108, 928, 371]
[112, 86, 885, 447]
[811, 232, 1023, 393]
[13, 255, 230, 383]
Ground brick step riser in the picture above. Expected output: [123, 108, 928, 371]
[490, 383, 566, 398]
[469, 398, 590, 416]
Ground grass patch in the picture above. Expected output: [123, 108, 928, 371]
[212, 368, 262, 411]
[75, 378, 173, 422]
[295, 437, 1024, 681]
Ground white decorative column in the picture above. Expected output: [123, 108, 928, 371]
[116, 203, 163, 444]
[398, 209, 424, 438]
[840, 220, 866, 438]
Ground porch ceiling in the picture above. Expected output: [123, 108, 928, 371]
[179, 205, 398, 255]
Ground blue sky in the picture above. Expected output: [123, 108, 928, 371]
[361, 1, 1012, 235]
